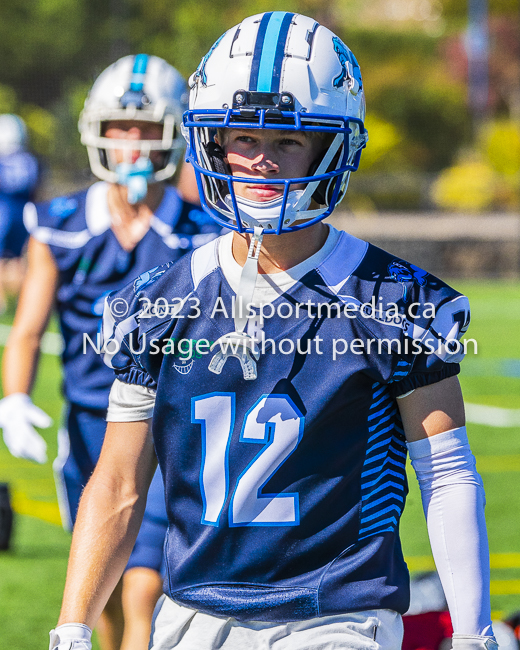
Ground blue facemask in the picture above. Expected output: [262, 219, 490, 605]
[115, 157, 154, 204]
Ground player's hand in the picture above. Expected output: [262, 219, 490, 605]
[0, 393, 51, 463]
[49, 624, 92, 650]
[452, 635, 499, 649]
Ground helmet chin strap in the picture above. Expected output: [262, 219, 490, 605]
[209, 226, 264, 380]
[224, 190, 310, 230]
[115, 157, 154, 204]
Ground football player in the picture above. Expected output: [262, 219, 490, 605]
[49, 14, 496, 650]
[0, 55, 219, 650]
[0, 114, 40, 312]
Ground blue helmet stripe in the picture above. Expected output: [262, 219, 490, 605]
[268, 12, 294, 92]
[252, 12, 294, 93]
[249, 12, 273, 92]
[130, 53, 149, 91]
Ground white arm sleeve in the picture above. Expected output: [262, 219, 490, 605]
[407, 427, 494, 638]
[106, 379, 156, 422]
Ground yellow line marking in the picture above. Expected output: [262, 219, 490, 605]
[406, 553, 520, 571]
[406, 556, 435, 571]
[490, 580, 520, 595]
[11, 490, 63, 527]
[489, 553, 520, 569]
[475, 455, 520, 473]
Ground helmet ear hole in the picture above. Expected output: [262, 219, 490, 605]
[312, 178, 332, 206]
[204, 142, 231, 196]
[99, 148, 109, 172]
[205, 142, 231, 176]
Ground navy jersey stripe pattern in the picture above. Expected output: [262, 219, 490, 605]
[391, 359, 411, 380]
[359, 383, 408, 540]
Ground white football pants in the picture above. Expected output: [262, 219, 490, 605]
[149, 596, 404, 650]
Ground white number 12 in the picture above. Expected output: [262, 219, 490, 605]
[191, 393, 304, 527]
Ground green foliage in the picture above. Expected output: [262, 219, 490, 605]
[430, 120, 520, 212]
[431, 160, 497, 211]
[0, 0, 88, 91]
[0, 85, 17, 114]
[442, 0, 519, 20]
[357, 40, 470, 173]
[480, 120, 520, 177]
[19, 105, 57, 157]
[0, 0, 515, 210]
[358, 114, 401, 170]
[341, 25, 470, 209]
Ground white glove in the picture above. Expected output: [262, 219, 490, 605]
[452, 635, 498, 649]
[0, 393, 51, 463]
[49, 624, 92, 650]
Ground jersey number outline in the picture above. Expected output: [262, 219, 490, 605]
[191, 393, 304, 527]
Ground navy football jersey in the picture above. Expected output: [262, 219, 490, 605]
[103, 230, 470, 622]
[24, 181, 219, 409]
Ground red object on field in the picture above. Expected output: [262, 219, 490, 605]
[402, 611, 453, 650]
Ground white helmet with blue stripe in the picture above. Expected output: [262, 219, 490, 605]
[79, 54, 188, 201]
[184, 12, 368, 234]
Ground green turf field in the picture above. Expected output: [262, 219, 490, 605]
[0, 280, 519, 649]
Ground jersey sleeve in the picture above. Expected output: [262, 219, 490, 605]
[23, 191, 90, 272]
[100, 259, 181, 389]
[389, 293, 470, 398]
[347, 244, 471, 397]
[101, 283, 157, 389]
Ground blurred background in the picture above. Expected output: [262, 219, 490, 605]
[0, 1, 519, 648]
[1, 0, 519, 216]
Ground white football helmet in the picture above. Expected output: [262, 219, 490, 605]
[184, 12, 368, 234]
[0, 114, 28, 156]
[79, 54, 188, 200]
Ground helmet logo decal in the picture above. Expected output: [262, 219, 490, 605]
[332, 37, 362, 91]
[250, 11, 294, 93]
[195, 34, 225, 87]
[133, 265, 169, 294]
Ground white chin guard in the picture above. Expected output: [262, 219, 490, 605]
[224, 190, 311, 230]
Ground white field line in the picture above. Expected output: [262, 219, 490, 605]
[465, 403, 520, 428]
